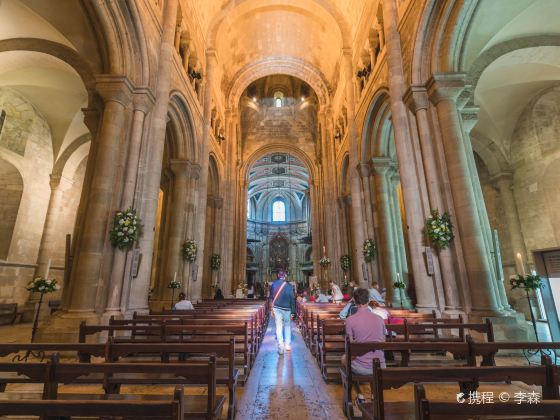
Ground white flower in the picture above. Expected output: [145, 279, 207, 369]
[123, 227, 128, 232]
[118, 219, 124, 225]
[118, 232, 124, 236]
[123, 238, 129, 242]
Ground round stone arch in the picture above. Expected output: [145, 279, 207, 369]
[227, 58, 330, 109]
[168, 92, 198, 162]
[361, 88, 393, 161]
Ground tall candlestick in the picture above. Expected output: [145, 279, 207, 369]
[173, 271, 177, 283]
[322, 245, 326, 255]
[45, 258, 51, 279]
[516, 253, 525, 276]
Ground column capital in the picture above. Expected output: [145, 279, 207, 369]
[95, 75, 134, 107]
[169, 159, 190, 176]
[357, 162, 371, 179]
[426, 73, 466, 105]
[49, 174, 73, 190]
[188, 162, 201, 180]
[133, 88, 156, 114]
[403, 85, 429, 113]
[490, 171, 514, 187]
[460, 106, 480, 134]
[370, 157, 395, 175]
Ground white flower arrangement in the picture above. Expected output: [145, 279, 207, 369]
[183, 239, 198, 262]
[425, 209, 454, 249]
[320, 256, 331, 268]
[363, 239, 376, 262]
[26, 277, 59, 294]
[167, 280, 181, 290]
[110, 208, 140, 250]
[211, 254, 221, 271]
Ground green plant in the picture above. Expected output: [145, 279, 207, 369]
[425, 209, 454, 249]
[363, 239, 376, 262]
[340, 254, 351, 272]
[26, 277, 59, 294]
[510, 274, 542, 292]
[183, 240, 198, 262]
[109, 208, 140, 250]
[211, 254, 221, 271]
[320, 256, 331, 268]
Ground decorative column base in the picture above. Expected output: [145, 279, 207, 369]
[98, 309, 125, 325]
[34, 310, 99, 343]
[470, 311, 534, 342]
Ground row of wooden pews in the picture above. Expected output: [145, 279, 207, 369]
[345, 338, 560, 419]
[0, 298, 268, 419]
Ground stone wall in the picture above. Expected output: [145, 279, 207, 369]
[511, 86, 560, 258]
[0, 87, 52, 305]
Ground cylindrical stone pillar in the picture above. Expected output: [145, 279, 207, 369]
[427, 74, 501, 315]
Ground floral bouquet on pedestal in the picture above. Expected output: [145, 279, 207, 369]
[211, 254, 221, 271]
[426, 209, 454, 249]
[183, 240, 197, 262]
[110, 208, 140, 250]
[320, 256, 331, 268]
[363, 239, 376, 262]
[168, 280, 181, 290]
[510, 273, 542, 292]
[26, 277, 59, 294]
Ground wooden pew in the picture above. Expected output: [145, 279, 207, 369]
[0, 388, 185, 420]
[414, 383, 560, 420]
[0, 343, 106, 363]
[107, 339, 238, 419]
[359, 355, 559, 420]
[340, 338, 472, 418]
[468, 338, 560, 366]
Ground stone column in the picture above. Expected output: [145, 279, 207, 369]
[213, 197, 224, 289]
[426, 74, 501, 315]
[343, 52, 368, 287]
[371, 158, 400, 305]
[68, 77, 133, 314]
[182, 163, 200, 295]
[381, 0, 436, 310]
[34, 174, 73, 280]
[164, 160, 189, 291]
[404, 85, 463, 314]
[492, 172, 528, 271]
[128, 0, 179, 314]
[103, 90, 154, 318]
[190, 51, 218, 302]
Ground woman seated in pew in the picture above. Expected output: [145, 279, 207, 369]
[341, 288, 386, 403]
[315, 290, 330, 303]
[173, 292, 194, 310]
[369, 300, 389, 321]
[330, 281, 344, 304]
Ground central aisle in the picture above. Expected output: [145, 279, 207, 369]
[236, 319, 346, 419]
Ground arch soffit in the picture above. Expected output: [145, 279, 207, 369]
[53, 133, 91, 178]
[0, 38, 95, 89]
[228, 58, 330, 108]
[361, 88, 391, 160]
[242, 144, 316, 188]
[168, 92, 198, 160]
[207, 0, 351, 50]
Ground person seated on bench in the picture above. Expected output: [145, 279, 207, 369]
[214, 288, 225, 300]
[330, 281, 344, 304]
[339, 298, 357, 320]
[341, 288, 386, 404]
[369, 300, 389, 321]
[368, 282, 385, 305]
[316, 290, 330, 303]
[173, 292, 194, 310]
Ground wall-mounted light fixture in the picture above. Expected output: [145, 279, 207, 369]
[189, 69, 202, 80]
[217, 132, 225, 144]
[334, 130, 342, 141]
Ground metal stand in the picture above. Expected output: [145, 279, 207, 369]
[14, 292, 46, 362]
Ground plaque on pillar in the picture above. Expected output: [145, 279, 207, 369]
[191, 264, 198, 281]
[361, 262, 369, 283]
[424, 247, 434, 276]
[492, 229, 505, 284]
[130, 250, 142, 278]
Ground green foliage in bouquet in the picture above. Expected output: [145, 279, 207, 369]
[426, 209, 454, 249]
[211, 254, 221, 271]
[183, 240, 198, 262]
[340, 254, 351, 272]
[110, 208, 140, 250]
[27, 277, 59, 294]
[510, 274, 542, 292]
[363, 239, 376, 262]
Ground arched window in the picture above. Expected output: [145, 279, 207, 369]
[275, 97, 282, 107]
[274, 91, 284, 107]
[272, 199, 286, 222]
[247, 198, 251, 219]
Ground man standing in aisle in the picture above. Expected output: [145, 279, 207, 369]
[269, 271, 296, 354]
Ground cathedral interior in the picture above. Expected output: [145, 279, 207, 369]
[0, 0, 560, 418]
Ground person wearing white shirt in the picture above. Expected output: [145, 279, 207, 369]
[316, 291, 330, 303]
[330, 281, 344, 303]
[368, 281, 385, 305]
[369, 300, 389, 320]
[173, 292, 194, 310]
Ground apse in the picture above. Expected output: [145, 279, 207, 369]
[246, 152, 312, 293]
